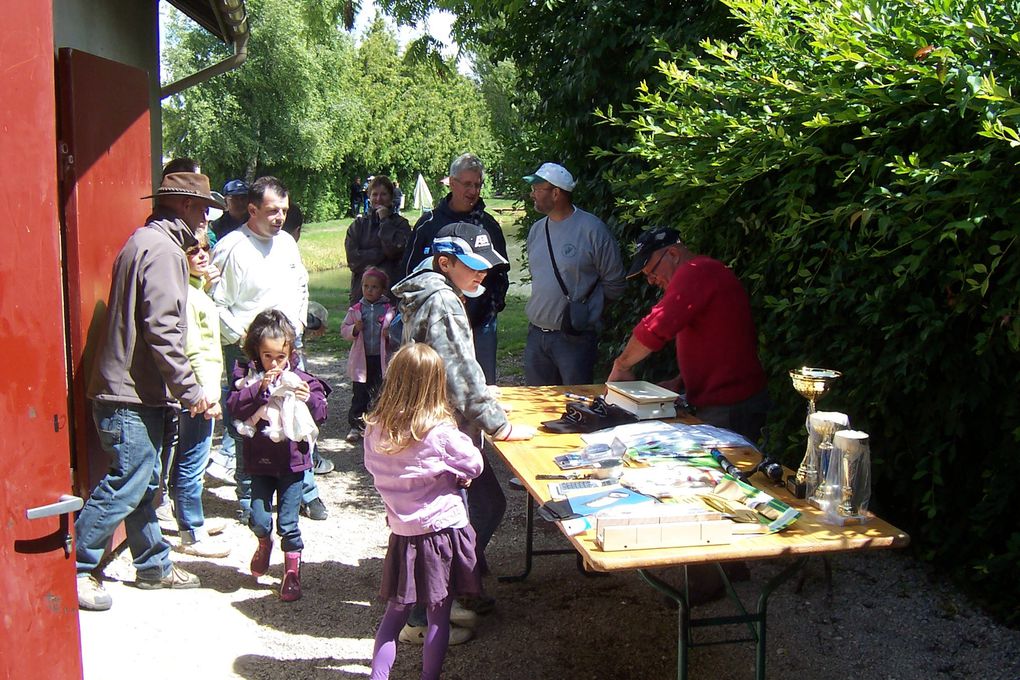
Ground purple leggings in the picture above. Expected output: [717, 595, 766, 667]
[370, 598, 454, 680]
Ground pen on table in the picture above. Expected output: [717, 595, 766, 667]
[563, 392, 591, 402]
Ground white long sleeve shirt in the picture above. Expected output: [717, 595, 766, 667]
[210, 226, 308, 344]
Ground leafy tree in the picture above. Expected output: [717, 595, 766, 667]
[599, 0, 1020, 624]
[163, 2, 500, 219]
[381, 1, 732, 207]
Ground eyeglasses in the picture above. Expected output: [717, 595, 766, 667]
[642, 248, 669, 281]
[186, 245, 211, 256]
[451, 176, 483, 191]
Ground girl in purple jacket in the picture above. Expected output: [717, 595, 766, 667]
[363, 343, 483, 680]
[227, 310, 330, 602]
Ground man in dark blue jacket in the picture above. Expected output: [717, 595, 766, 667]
[400, 153, 510, 384]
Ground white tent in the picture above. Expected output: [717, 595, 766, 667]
[413, 173, 433, 211]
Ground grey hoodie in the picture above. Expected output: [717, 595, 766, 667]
[88, 214, 204, 409]
[392, 269, 509, 436]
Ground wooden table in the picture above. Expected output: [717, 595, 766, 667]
[492, 385, 910, 680]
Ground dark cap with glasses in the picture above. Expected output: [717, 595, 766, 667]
[625, 227, 681, 278]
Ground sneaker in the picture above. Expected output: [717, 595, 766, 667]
[457, 594, 496, 615]
[155, 499, 175, 523]
[300, 497, 328, 521]
[204, 518, 228, 536]
[77, 575, 112, 611]
[345, 428, 363, 443]
[313, 456, 335, 475]
[450, 600, 479, 628]
[174, 537, 231, 559]
[399, 623, 473, 645]
[135, 564, 202, 590]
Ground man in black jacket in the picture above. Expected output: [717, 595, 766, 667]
[400, 153, 510, 384]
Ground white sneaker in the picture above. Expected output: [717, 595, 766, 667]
[450, 600, 479, 628]
[155, 500, 175, 523]
[345, 428, 363, 443]
[398, 623, 474, 645]
[174, 536, 231, 558]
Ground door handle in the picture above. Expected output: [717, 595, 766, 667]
[26, 494, 84, 520]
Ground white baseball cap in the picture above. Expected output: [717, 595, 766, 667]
[523, 162, 576, 192]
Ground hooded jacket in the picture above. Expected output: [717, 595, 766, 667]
[88, 214, 204, 409]
[391, 269, 509, 437]
[400, 195, 510, 328]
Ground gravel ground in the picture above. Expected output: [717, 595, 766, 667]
[79, 345, 1020, 680]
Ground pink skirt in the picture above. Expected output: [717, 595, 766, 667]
[379, 525, 483, 606]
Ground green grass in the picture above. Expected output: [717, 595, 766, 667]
[298, 200, 532, 379]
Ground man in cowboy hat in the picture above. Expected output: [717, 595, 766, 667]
[75, 172, 223, 611]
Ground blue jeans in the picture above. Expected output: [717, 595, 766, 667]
[171, 410, 213, 535]
[524, 325, 599, 386]
[472, 316, 498, 385]
[224, 344, 320, 514]
[249, 472, 305, 552]
[75, 402, 172, 580]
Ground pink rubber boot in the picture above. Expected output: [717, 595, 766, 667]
[280, 551, 301, 602]
[250, 536, 272, 577]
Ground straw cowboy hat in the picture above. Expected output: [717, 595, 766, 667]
[142, 172, 226, 209]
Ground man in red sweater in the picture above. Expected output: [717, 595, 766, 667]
[607, 227, 769, 442]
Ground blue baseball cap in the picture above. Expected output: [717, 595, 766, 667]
[222, 179, 249, 196]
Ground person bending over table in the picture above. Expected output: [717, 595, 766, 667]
[606, 226, 769, 444]
[607, 226, 768, 602]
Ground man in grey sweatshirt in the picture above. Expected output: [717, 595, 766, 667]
[522, 163, 626, 385]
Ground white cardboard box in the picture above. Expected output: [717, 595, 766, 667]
[604, 381, 679, 420]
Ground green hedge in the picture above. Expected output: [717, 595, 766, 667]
[598, 0, 1020, 625]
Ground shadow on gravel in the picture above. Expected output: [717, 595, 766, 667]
[233, 654, 371, 679]
[232, 558, 386, 639]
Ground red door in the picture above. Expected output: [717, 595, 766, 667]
[58, 48, 153, 496]
[0, 2, 83, 678]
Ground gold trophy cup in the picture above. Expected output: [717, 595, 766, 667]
[786, 367, 842, 497]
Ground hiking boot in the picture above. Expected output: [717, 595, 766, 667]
[77, 574, 112, 611]
[251, 536, 273, 577]
[399, 623, 474, 645]
[135, 564, 202, 590]
[280, 551, 302, 602]
[300, 497, 328, 521]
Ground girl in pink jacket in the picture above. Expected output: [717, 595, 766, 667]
[363, 343, 483, 680]
[341, 267, 396, 441]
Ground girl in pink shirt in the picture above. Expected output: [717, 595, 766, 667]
[363, 343, 483, 680]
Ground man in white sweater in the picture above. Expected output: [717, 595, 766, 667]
[211, 176, 329, 521]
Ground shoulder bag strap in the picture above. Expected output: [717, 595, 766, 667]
[544, 218, 571, 300]
[544, 218, 598, 303]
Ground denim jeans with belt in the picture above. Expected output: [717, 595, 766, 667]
[75, 402, 173, 580]
[523, 325, 600, 386]
[249, 472, 305, 552]
[171, 410, 213, 537]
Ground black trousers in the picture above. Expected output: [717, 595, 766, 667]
[348, 354, 382, 427]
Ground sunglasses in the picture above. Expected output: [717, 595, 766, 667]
[186, 245, 211, 256]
